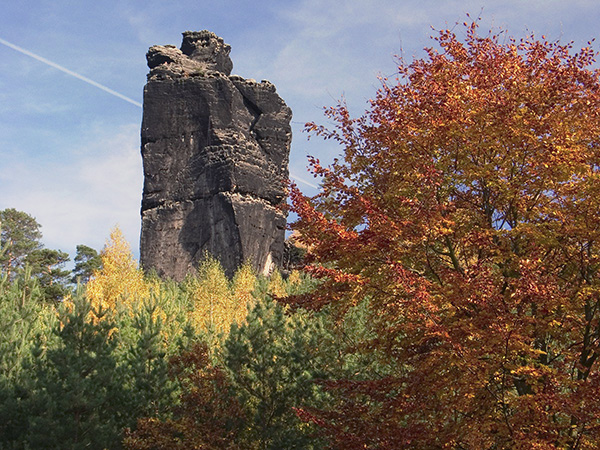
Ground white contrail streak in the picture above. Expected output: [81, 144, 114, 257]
[0, 37, 142, 108]
[0, 37, 320, 189]
[289, 172, 319, 189]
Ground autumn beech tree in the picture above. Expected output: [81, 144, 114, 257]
[290, 22, 600, 449]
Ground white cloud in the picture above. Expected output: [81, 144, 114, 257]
[267, 0, 422, 100]
[0, 123, 143, 260]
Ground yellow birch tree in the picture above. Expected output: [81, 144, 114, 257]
[86, 227, 149, 315]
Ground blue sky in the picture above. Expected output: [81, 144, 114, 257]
[1, 0, 599, 260]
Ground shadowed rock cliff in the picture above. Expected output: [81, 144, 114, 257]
[140, 31, 291, 280]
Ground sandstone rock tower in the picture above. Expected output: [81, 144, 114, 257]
[140, 31, 291, 280]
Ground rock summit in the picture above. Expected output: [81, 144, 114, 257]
[140, 31, 292, 280]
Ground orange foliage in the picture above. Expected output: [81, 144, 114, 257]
[123, 343, 245, 450]
[290, 21, 600, 449]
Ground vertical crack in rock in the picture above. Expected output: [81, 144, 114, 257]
[140, 31, 291, 280]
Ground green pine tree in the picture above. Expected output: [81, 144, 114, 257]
[0, 267, 57, 447]
[25, 248, 72, 301]
[22, 293, 128, 449]
[72, 244, 102, 284]
[0, 209, 42, 279]
[224, 297, 329, 450]
[0, 267, 48, 382]
[121, 295, 178, 421]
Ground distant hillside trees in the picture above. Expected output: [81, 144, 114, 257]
[0, 208, 43, 278]
[72, 244, 102, 284]
[0, 208, 73, 301]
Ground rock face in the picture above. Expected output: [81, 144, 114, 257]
[140, 31, 291, 280]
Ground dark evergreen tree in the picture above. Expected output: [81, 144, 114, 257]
[120, 297, 177, 422]
[22, 294, 128, 449]
[224, 297, 329, 450]
[0, 208, 42, 278]
[25, 248, 71, 301]
[72, 244, 102, 284]
[0, 208, 73, 301]
[0, 268, 54, 448]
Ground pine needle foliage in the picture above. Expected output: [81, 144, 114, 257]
[224, 297, 330, 450]
[0, 268, 50, 383]
[22, 294, 128, 449]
